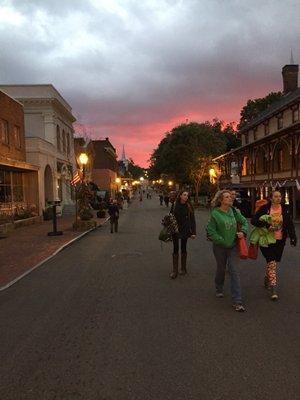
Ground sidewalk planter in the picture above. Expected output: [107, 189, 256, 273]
[97, 210, 106, 218]
[14, 215, 42, 228]
[73, 219, 97, 231]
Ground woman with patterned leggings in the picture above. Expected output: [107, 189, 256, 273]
[251, 190, 297, 300]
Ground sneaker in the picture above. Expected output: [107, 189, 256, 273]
[233, 303, 245, 312]
[215, 291, 224, 298]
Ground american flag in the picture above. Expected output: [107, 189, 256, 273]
[71, 171, 81, 185]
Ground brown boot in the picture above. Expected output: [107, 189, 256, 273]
[179, 253, 187, 275]
[170, 254, 179, 279]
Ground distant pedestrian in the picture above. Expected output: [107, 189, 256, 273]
[108, 199, 119, 233]
[159, 193, 163, 206]
[164, 194, 170, 207]
[170, 190, 196, 279]
[206, 190, 248, 312]
[251, 190, 297, 301]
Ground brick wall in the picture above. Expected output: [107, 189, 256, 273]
[0, 90, 26, 161]
[92, 169, 117, 192]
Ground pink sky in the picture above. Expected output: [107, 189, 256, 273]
[1, 1, 299, 168]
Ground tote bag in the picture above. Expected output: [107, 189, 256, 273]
[248, 243, 258, 260]
[237, 235, 248, 259]
[234, 210, 248, 259]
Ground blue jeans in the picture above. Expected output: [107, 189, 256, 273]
[213, 244, 242, 304]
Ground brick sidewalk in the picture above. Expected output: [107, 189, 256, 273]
[0, 213, 107, 289]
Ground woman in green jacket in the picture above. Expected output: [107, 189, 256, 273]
[207, 190, 248, 312]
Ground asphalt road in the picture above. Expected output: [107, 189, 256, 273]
[1, 196, 299, 400]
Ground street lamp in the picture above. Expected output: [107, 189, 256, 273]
[115, 177, 121, 184]
[168, 180, 173, 187]
[209, 168, 217, 183]
[79, 152, 89, 182]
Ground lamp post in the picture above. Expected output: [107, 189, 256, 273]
[75, 152, 89, 229]
[115, 177, 121, 195]
[79, 152, 89, 182]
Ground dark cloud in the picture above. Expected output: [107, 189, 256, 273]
[0, 0, 300, 165]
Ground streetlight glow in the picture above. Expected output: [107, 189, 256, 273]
[115, 177, 121, 184]
[79, 153, 89, 165]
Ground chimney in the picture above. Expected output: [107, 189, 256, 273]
[282, 64, 299, 93]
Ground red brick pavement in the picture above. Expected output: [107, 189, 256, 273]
[0, 214, 107, 289]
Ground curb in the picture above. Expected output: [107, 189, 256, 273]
[0, 216, 110, 292]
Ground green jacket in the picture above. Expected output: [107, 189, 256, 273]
[249, 215, 276, 248]
[207, 207, 248, 248]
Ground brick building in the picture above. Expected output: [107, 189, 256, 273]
[214, 62, 300, 219]
[0, 90, 39, 215]
[91, 138, 118, 197]
[0, 85, 76, 214]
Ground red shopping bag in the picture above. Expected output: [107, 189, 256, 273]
[248, 243, 258, 260]
[237, 236, 248, 259]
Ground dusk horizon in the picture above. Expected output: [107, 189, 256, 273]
[1, 0, 299, 166]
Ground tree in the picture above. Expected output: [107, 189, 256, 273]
[222, 123, 241, 151]
[127, 159, 145, 179]
[149, 121, 228, 200]
[238, 91, 283, 130]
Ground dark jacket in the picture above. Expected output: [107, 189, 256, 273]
[108, 204, 119, 220]
[172, 201, 196, 239]
[251, 203, 297, 244]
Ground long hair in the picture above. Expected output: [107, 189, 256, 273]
[174, 190, 194, 213]
[211, 189, 232, 208]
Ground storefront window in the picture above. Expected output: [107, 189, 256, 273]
[0, 170, 12, 203]
[12, 172, 24, 202]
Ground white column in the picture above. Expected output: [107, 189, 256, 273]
[44, 113, 56, 145]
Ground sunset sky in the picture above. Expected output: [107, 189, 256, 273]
[1, 0, 300, 166]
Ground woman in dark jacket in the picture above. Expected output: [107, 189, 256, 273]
[170, 190, 196, 279]
[251, 190, 297, 300]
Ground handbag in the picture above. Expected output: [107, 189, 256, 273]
[237, 235, 248, 259]
[158, 226, 173, 243]
[233, 209, 248, 259]
[161, 213, 179, 234]
[248, 243, 258, 259]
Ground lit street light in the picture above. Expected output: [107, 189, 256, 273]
[79, 152, 89, 182]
